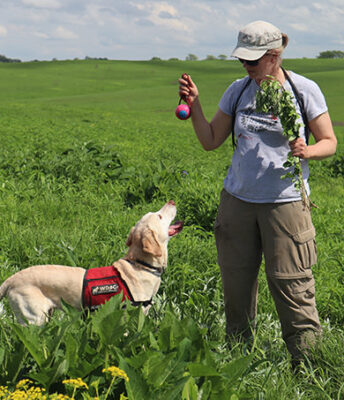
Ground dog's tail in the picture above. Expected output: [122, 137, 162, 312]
[0, 301, 5, 318]
[0, 280, 9, 319]
[0, 279, 9, 301]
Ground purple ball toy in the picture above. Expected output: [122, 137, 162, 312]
[175, 103, 191, 120]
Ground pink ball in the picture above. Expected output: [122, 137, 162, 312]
[175, 104, 191, 120]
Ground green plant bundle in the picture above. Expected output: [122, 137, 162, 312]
[256, 77, 307, 205]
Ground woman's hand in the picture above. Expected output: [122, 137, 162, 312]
[178, 74, 199, 107]
[289, 137, 309, 159]
[289, 112, 337, 160]
[177, 73, 233, 151]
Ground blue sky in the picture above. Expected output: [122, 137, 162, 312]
[0, 0, 343, 62]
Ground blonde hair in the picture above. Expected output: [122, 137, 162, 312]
[267, 33, 288, 66]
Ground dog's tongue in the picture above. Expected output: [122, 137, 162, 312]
[169, 221, 184, 236]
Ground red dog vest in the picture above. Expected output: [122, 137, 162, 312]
[82, 266, 132, 311]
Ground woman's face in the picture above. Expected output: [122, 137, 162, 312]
[240, 53, 279, 84]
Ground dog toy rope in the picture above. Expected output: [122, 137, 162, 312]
[176, 73, 191, 120]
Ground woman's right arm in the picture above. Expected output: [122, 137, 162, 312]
[178, 74, 233, 151]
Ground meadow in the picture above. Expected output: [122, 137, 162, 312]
[0, 58, 343, 399]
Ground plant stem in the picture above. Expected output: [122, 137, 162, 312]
[104, 376, 116, 400]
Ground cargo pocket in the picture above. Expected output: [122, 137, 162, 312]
[289, 276, 315, 296]
[292, 226, 317, 269]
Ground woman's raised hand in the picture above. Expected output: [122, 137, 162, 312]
[178, 74, 199, 107]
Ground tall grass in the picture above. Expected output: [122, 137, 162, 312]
[0, 58, 343, 399]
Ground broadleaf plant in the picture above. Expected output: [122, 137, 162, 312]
[256, 76, 309, 207]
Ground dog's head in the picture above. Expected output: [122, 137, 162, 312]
[125, 200, 183, 268]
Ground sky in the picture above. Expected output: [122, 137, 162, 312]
[0, 0, 344, 62]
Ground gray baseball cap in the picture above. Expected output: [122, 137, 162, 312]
[231, 21, 285, 60]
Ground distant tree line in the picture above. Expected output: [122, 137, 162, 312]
[184, 53, 229, 61]
[151, 54, 228, 61]
[84, 56, 109, 61]
[0, 54, 21, 63]
[5, 51, 344, 64]
[153, 51, 344, 61]
[317, 50, 344, 59]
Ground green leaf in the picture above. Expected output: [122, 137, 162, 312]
[182, 376, 199, 400]
[118, 356, 151, 400]
[149, 331, 160, 351]
[188, 362, 220, 377]
[137, 306, 145, 332]
[11, 324, 47, 367]
[91, 295, 126, 346]
[176, 337, 193, 362]
[29, 359, 68, 389]
[0, 347, 4, 367]
[220, 353, 255, 385]
[158, 326, 173, 352]
[1, 341, 28, 384]
[143, 352, 178, 387]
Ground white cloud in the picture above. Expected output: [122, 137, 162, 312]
[83, 4, 107, 26]
[289, 23, 309, 32]
[33, 31, 49, 39]
[0, 25, 7, 37]
[151, 2, 178, 17]
[312, 3, 324, 10]
[22, 0, 61, 9]
[0, 0, 343, 61]
[131, 2, 191, 33]
[53, 26, 78, 40]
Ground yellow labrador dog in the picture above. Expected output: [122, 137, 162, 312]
[0, 200, 183, 325]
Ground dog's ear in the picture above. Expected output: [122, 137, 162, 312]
[142, 229, 162, 257]
[126, 227, 135, 247]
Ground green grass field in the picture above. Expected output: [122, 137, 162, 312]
[0, 58, 343, 399]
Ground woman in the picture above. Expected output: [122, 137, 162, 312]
[178, 20, 337, 366]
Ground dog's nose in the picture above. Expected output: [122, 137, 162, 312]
[168, 200, 175, 206]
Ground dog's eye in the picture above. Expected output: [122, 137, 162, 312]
[157, 214, 162, 219]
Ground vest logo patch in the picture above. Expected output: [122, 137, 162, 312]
[82, 266, 132, 310]
[91, 283, 119, 296]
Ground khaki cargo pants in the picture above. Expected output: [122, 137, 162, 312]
[214, 189, 321, 360]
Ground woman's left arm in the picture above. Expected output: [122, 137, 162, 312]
[289, 112, 337, 160]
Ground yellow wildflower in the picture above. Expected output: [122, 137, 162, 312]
[62, 378, 88, 390]
[102, 366, 129, 382]
[49, 394, 71, 399]
[15, 379, 33, 389]
[0, 386, 9, 397]
[26, 386, 46, 399]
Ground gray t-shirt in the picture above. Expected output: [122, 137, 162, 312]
[219, 71, 328, 203]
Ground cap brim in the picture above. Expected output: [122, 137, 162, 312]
[231, 47, 267, 60]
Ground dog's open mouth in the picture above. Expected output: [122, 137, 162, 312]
[169, 221, 184, 236]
